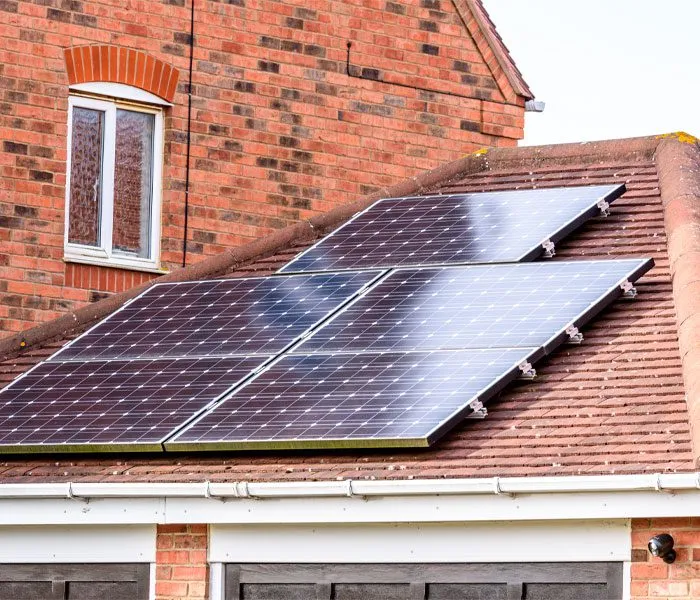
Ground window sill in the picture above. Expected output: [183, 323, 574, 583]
[64, 252, 169, 275]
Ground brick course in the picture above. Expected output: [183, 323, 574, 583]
[156, 524, 209, 600]
[0, 0, 527, 335]
[632, 518, 700, 599]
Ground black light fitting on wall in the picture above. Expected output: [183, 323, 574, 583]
[648, 533, 676, 564]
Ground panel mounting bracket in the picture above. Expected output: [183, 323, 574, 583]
[518, 361, 536, 379]
[620, 280, 637, 298]
[565, 325, 584, 344]
[597, 198, 611, 217]
[541, 239, 555, 258]
[465, 400, 488, 420]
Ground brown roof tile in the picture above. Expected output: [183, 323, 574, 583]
[0, 134, 698, 482]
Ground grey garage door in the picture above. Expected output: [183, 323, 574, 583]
[0, 563, 149, 600]
[226, 563, 623, 600]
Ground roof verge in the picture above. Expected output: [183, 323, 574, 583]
[656, 133, 700, 467]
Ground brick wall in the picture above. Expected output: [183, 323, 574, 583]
[632, 518, 700, 599]
[0, 0, 527, 335]
[156, 524, 209, 600]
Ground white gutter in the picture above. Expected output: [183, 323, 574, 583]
[1, 472, 698, 500]
[0, 473, 698, 525]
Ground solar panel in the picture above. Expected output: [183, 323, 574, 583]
[166, 348, 535, 451]
[294, 259, 653, 358]
[0, 356, 262, 452]
[279, 184, 624, 273]
[54, 271, 380, 362]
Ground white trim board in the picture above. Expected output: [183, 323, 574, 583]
[209, 520, 631, 563]
[69, 82, 172, 106]
[0, 475, 698, 525]
[0, 524, 156, 562]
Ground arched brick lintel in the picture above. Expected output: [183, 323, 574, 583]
[64, 45, 180, 103]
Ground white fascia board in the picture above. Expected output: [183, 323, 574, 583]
[209, 520, 631, 563]
[166, 488, 700, 525]
[0, 487, 698, 526]
[0, 524, 156, 562]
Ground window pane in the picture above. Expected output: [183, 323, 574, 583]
[113, 109, 155, 258]
[68, 107, 104, 247]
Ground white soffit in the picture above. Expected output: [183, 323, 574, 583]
[0, 524, 156, 562]
[69, 82, 172, 106]
[209, 520, 631, 563]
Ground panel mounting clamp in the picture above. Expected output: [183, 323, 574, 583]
[518, 362, 536, 379]
[541, 239, 555, 258]
[597, 198, 611, 217]
[620, 280, 637, 298]
[465, 399, 488, 419]
[565, 325, 584, 344]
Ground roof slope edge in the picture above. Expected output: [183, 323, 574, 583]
[656, 135, 700, 467]
[459, 0, 533, 100]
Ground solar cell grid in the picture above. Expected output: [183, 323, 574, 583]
[167, 348, 535, 450]
[279, 184, 624, 273]
[0, 356, 263, 451]
[54, 271, 380, 362]
[294, 259, 653, 355]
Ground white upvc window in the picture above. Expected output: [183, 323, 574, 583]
[64, 93, 164, 272]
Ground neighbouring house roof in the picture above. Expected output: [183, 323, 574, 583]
[0, 133, 698, 483]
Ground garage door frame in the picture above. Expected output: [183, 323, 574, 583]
[0, 563, 150, 600]
[224, 562, 623, 599]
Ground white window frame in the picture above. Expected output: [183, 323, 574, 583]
[64, 93, 164, 272]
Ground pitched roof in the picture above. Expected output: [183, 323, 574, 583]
[0, 133, 699, 483]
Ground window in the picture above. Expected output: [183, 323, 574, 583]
[65, 93, 163, 271]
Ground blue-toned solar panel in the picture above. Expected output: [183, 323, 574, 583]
[166, 348, 535, 451]
[0, 356, 262, 452]
[279, 184, 624, 273]
[295, 259, 653, 357]
[54, 271, 380, 362]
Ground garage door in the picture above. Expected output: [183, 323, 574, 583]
[0, 563, 149, 600]
[225, 563, 623, 599]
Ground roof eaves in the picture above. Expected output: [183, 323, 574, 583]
[655, 132, 700, 467]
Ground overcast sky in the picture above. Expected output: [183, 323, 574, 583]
[482, 1, 700, 146]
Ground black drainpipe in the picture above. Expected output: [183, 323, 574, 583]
[182, 0, 195, 267]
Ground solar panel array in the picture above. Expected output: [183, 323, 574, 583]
[295, 260, 651, 358]
[0, 356, 261, 451]
[0, 272, 377, 451]
[0, 183, 654, 453]
[279, 184, 624, 274]
[169, 258, 652, 450]
[55, 271, 380, 361]
[168, 349, 534, 450]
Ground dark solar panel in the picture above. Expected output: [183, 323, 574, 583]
[166, 348, 535, 451]
[279, 184, 624, 273]
[54, 271, 380, 362]
[0, 356, 262, 452]
[294, 259, 653, 357]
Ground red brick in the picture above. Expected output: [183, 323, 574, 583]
[0, 0, 524, 336]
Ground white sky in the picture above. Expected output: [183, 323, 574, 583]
[482, 1, 700, 146]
